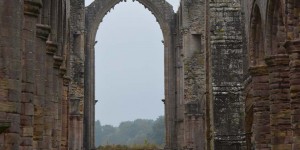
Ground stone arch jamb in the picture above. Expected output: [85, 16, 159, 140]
[284, 1, 300, 150]
[265, 0, 292, 149]
[248, 3, 271, 149]
[84, 0, 176, 149]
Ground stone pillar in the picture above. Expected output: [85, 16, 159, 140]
[0, 0, 23, 149]
[184, 114, 204, 150]
[34, 24, 51, 149]
[266, 54, 292, 150]
[61, 76, 70, 150]
[249, 65, 271, 150]
[44, 41, 57, 149]
[244, 81, 254, 150]
[21, 0, 42, 149]
[55, 1, 66, 146]
[69, 98, 83, 149]
[70, 0, 85, 148]
[52, 55, 63, 149]
[285, 40, 300, 150]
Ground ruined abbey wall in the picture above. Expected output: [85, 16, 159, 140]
[1, 0, 300, 150]
[244, 0, 300, 149]
[0, 0, 85, 149]
[175, 0, 246, 149]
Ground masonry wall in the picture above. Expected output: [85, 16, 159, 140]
[1, 0, 299, 150]
[0, 0, 83, 149]
[69, 0, 85, 149]
[175, 0, 210, 149]
[0, 0, 23, 149]
[244, 0, 300, 150]
[209, 0, 246, 149]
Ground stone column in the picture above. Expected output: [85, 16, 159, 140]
[70, 0, 85, 148]
[184, 114, 204, 150]
[69, 98, 83, 149]
[249, 65, 271, 150]
[21, 0, 42, 149]
[266, 54, 292, 150]
[52, 55, 63, 149]
[285, 40, 300, 150]
[244, 81, 254, 150]
[34, 24, 51, 149]
[0, 0, 23, 149]
[61, 76, 70, 150]
[44, 41, 57, 149]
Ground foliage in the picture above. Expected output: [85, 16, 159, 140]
[97, 142, 160, 150]
[95, 116, 165, 148]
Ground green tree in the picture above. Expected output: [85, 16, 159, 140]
[95, 116, 165, 147]
[95, 120, 102, 147]
[149, 116, 165, 145]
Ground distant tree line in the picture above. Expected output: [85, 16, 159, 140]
[95, 116, 165, 147]
[97, 142, 160, 150]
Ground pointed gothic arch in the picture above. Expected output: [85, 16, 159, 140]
[266, 0, 287, 55]
[84, 0, 176, 149]
[249, 4, 265, 66]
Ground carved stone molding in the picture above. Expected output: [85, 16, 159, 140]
[285, 40, 300, 54]
[24, 0, 43, 17]
[69, 115, 83, 121]
[36, 24, 51, 40]
[60, 66, 67, 77]
[53, 55, 63, 69]
[63, 76, 71, 86]
[46, 41, 58, 55]
[265, 54, 290, 67]
[70, 98, 81, 115]
[249, 65, 268, 76]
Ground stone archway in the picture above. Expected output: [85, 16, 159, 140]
[84, 0, 176, 149]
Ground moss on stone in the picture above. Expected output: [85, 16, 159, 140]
[0, 121, 10, 134]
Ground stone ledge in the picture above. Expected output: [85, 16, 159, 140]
[24, 0, 43, 17]
[0, 121, 11, 134]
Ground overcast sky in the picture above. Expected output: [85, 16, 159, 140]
[85, 0, 180, 126]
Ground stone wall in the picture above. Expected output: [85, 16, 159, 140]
[244, 0, 300, 149]
[175, 0, 208, 149]
[1, 0, 299, 150]
[69, 0, 85, 149]
[173, 1, 247, 149]
[0, 0, 81, 149]
[0, 0, 23, 149]
[209, 0, 246, 149]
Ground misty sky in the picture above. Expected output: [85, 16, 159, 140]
[85, 0, 180, 126]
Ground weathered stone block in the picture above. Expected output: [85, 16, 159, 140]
[19, 146, 32, 150]
[21, 93, 33, 103]
[3, 143, 19, 150]
[20, 116, 33, 127]
[22, 103, 34, 116]
[4, 133, 19, 144]
[33, 107, 43, 118]
[22, 127, 33, 137]
[0, 102, 19, 113]
[8, 89, 20, 102]
[0, 134, 4, 145]
[0, 120, 10, 134]
[21, 82, 34, 94]
[20, 136, 33, 146]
